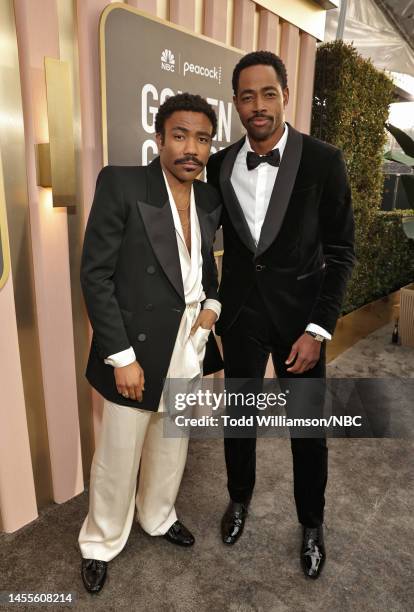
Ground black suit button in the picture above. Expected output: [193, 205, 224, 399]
[145, 304, 154, 311]
[146, 265, 156, 274]
[256, 264, 266, 272]
[138, 333, 147, 342]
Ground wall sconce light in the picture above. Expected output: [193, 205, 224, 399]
[35, 58, 76, 207]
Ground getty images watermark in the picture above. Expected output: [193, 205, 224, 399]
[161, 378, 414, 439]
[172, 389, 361, 429]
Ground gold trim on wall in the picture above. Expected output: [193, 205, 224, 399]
[40, 58, 77, 207]
[0, 152, 11, 291]
[35, 143, 52, 188]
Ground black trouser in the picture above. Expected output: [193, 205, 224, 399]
[221, 287, 328, 528]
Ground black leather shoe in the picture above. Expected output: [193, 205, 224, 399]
[301, 526, 326, 579]
[221, 501, 248, 545]
[81, 558, 108, 593]
[163, 520, 195, 547]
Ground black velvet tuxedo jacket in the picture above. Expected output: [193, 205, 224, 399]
[207, 124, 355, 345]
[81, 156, 223, 411]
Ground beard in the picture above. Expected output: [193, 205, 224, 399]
[247, 125, 276, 141]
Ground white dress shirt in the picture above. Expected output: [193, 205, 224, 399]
[105, 173, 221, 368]
[230, 124, 331, 341]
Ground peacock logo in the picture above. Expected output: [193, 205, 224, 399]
[161, 49, 175, 72]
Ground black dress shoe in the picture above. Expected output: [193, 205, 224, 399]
[81, 558, 108, 593]
[300, 526, 326, 579]
[221, 501, 248, 545]
[163, 520, 195, 547]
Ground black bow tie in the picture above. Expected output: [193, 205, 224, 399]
[246, 148, 280, 171]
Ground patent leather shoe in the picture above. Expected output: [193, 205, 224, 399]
[163, 520, 195, 546]
[301, 526, 326, 579]
[221, 501, 248, 545]
[81, 558, 108, 594]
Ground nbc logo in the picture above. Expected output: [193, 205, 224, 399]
[161, 49, 175, 72]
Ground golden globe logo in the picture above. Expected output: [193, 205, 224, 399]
[161, 49, 175, 72]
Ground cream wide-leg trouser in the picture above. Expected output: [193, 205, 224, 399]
[78, 303, 210, 562]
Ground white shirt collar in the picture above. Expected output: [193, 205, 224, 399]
[241, 122, 289, 160]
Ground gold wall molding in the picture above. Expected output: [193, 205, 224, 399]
[0, 153, 11, 291]
[35, 58, 77, 207]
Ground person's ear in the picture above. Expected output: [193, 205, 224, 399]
[283, 87, 289, 108]
[155, 132, 164, 150]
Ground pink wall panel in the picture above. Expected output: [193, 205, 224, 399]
[169, 0, 196, 31]
[13, 0, 83, 504]
[233, 0, 256, 51]
[279, 21, 300, 126]
[127, 0, 158, 14]
[258, 9, 279, 53]
[204, 0, 228, 43]
[0, 276, 38, 532]
[75, 0, 112, 443]
[295, 33, 317, 134]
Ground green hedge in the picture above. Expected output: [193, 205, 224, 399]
[311, 40, 414, 313]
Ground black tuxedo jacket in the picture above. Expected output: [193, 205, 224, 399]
[207, 124, 355, 345]
[81, 156, 223, 411]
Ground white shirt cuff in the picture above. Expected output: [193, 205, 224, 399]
[203, 299, 221, 321]
[104, 346, 136, 368]
[306, 323, 332, 341]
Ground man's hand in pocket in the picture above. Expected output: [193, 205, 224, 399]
[190, 309, 217, 335]
[114, 361, 145, 401]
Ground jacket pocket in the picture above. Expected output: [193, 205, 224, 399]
[291, 183, 318, 195]
[191, 326, 211, 354]
[297, 263, 326, 281]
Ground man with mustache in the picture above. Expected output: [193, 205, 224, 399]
[207, 52, 355, 579]
[79, 93, 223, 593]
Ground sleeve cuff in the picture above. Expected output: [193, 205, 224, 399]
[306, 323, 332, 341]
[203, 298, 221, 321]
[104, 346, 136, 368]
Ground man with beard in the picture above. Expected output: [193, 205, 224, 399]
[79, 93, 223, 593]
[207, 52, 355, 579]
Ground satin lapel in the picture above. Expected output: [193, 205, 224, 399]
[136, 157, 184, 301]
[219, 137, 256, 253]
[255, 126, 303, 259]
[193, 182, 218, 256]
[193, 185, 209, 254]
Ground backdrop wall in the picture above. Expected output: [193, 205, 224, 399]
[0, 0, 328, 533]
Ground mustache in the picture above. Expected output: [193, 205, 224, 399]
[174, 156, 203, 166]
[248, 114, 273, 123]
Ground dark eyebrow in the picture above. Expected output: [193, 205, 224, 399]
[171, 126, 212, 138]
[171, 126, 190, 133]
[239, 85, 278, 95]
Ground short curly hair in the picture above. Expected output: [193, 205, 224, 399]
[155, 92, 217, 138]
[232, 51, 288, 95]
